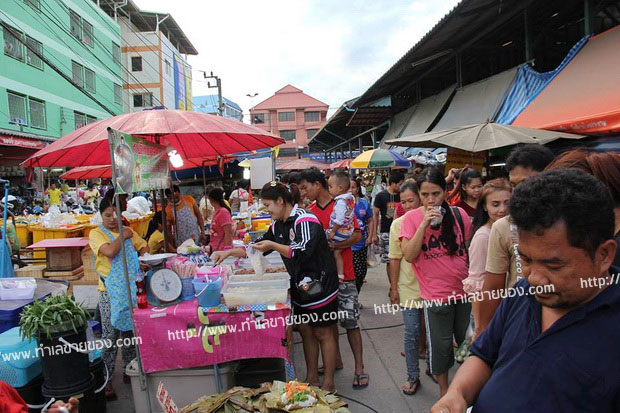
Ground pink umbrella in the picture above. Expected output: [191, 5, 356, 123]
[330, 159, 352, 169]
[23, 110, 284, 167]
[277, 158, 330, 170]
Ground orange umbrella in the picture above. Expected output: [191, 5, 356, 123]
[330, 159, 352, 169]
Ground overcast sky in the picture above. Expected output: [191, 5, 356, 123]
[134, 0, 460, 118]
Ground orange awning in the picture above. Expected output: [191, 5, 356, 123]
[513, 26, 620, 134]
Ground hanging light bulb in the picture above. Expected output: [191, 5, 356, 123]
[168, 150, 184, 168]
[243, 168, 250, 179]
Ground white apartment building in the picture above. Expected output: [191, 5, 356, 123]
[95, 0, 198, 112]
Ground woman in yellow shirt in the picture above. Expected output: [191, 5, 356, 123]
[89, 196, 147, 400]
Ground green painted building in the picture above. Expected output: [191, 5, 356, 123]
[0, 0, 122, 170]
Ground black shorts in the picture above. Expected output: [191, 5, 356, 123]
[293, 298, 339, 327]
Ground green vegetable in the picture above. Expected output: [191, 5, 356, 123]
[19, 295, 91, 341]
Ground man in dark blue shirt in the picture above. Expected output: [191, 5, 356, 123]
[432, 169, 620, 412]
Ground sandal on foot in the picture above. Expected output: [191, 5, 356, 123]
[353, 373, 369, 389]
[318, 365, 343, 375]
[402, 378, 421, 395]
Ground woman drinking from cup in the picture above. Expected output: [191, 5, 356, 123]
[212, 182, 339, 392]
[400, 167, 472, 397]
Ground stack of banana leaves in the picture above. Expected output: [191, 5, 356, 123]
[181, 381, 350, 413]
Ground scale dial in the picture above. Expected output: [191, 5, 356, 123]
[149, 269, 182, 303]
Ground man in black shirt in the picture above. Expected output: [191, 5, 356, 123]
[373, 171, 404, 264]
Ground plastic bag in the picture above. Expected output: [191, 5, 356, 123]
[247, 244, 269, 275]
[126, 196, 150, 216]
[90, 212, 103, 225]
[367, 244, 380, 268]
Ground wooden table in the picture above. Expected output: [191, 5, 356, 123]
[27, 237, 89, 272]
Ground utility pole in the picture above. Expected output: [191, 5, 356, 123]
[204, 71, 223, 116]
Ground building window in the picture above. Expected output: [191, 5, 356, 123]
[133, 93, 152, 108]
[278, 112, 295, 122]
[3, 26, 24, 61]
[74, 112, 87, 130]
[25, 36, 43, 69]
[131, 56, 142, 72]
[306, 129, 319, 139]
[114, 83, 122, 105]
[252, 113, 265, 124]
[71, 61, 83, 87]
[112, 42, 121, 64]
[82, 21, 94, 47]
[25, 0, 40, 10]
[165, 60, 171, 75]
[7, 92, 27, 125]
[87, 115, 97, 124]
[84, 68, 96, 92]
[304, 111, 319, 122]
[280, 130, 296, 141]
[28, 98, 46, 129]
[70, 11, 81, 40]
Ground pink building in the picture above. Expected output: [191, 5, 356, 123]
[250, 85, 328, 158]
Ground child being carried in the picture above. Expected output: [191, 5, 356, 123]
[327, 172, 356, 280]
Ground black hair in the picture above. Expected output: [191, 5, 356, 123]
[145, 211, 164, 240]
[389, 171, 405, 185]
[416, 167, 459, 255]
[457, 169, 482, 201]
[88, 183, 94, 189]
[208, 187, 231, 213]
[99, 195, 114, 212]
[350, 178, 362, 196]
[300, 167, 328, 189]
[510, 169, 614, 259]
[238, 179, 250, 190]
[165, 185, 181, 197]
[287, 172, 302, 186]
[331, 171, 350, 190]
[505, 144, 554, 173]
[261, 182, 294, 205]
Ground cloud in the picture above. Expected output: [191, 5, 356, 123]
[132, 0, 460, 118]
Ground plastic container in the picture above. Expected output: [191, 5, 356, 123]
[128, 213, 154, 238]
[222, 283, 288, 307]
[193, 277, 222, 307]
[234, 358, 286, 388]
[226, 278, 289, 290]
[125, 359, 235, 413]
[180, 277, 194, 301]
[229, 273, 290, 283]
[0, 278, 37, 300]
[29, 225, 85, 260]
[15, 223, 31, 248]
[15, 374, 45, 413]
[0, 327, 42, 388]
[83, 223, 98, 238]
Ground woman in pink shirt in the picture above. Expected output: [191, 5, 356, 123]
[208, 188, 233, 252]
[463, 179, 512, 334]
[400, 167, 471, 397]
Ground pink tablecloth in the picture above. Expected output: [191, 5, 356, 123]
[133, 299, 291, 373]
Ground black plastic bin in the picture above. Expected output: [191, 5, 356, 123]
[234, 358, 286, 388]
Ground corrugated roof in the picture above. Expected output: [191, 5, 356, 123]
[252, 84, 328, 111]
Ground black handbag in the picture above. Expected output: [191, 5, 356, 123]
[296, 272, 325, 302]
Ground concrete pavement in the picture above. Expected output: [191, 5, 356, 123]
[108, 262, 462, 412]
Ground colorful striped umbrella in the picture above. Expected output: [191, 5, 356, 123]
[350, 149, 411, 169]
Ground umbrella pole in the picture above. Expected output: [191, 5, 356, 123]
[1, 180, 9, 277]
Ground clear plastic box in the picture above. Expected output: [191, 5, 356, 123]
[0, 278, 36, 301]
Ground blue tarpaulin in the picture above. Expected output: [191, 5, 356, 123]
[494, 36, 590, 125]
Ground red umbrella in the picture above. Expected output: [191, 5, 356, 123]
[330, 159, 352, 169]
[277, 158, 330, 170]
[23, 110, 284, 167]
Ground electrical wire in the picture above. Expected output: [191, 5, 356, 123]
[337, 394, 380, 413]
[292, 322, 405, 344]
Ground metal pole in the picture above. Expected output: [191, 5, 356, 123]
[524, 7, 532, 61]
[217, 77, 223, 117]
[584, 0, 592, 35]
[106, 129, 151, 412]
[1, 181, 9, 276]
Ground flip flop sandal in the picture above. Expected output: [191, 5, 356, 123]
[353, 373, 369, 389]
[402, 378, 421, 395]
[318, 365, 344, 375]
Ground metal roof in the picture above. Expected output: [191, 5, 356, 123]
[95, 0, 198, 55]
